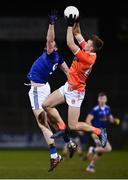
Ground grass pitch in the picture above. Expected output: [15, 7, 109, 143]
[0, 149, 128, 179]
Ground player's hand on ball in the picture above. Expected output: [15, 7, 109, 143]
[65, 14, 77, 27]
[48, 9, 58, 25]
[115, 118, 120, 125]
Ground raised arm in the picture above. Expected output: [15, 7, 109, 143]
[46, 10, 57, 54]
[73, 22, 86, 48]
[46, 24, 55, 54]
[65, 15, 80, 54]
[73, 22, 83, 42]
[47, 20, 55, 43]
[66, 21, 96, 64]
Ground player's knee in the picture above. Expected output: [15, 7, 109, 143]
[107, 145, 112, 152]
[42, 101, 50, 111]
[42, 102, 47, 109]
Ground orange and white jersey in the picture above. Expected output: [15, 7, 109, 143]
[68, 40, 96, 92]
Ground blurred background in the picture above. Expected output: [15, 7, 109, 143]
[0, 0, 128, 150]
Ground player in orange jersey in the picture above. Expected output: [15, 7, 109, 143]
[42, 14, 106, 147]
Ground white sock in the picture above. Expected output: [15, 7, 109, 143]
[51, 153, 58, 159]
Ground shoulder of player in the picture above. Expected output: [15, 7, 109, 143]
[105, 105, 111, 109]
[80, 49, 97, 60]
[93, 105, 99, 111]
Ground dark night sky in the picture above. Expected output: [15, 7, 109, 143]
[0, 0, 127, 138]
[0, 0, 127, 17]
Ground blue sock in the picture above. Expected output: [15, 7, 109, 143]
[49, 146, 58, 159]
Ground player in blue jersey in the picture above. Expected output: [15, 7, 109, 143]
[85, 92, 120, 173]
[27, 10, 77, 172]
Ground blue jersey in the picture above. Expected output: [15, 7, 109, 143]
[27, 50, 64, 83]
[90, 105, 112, 128]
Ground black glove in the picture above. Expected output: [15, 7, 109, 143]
[48, 9, 58, 25]
[65, 14, 77, 27]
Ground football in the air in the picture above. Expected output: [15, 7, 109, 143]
[64, 6, 79, 19]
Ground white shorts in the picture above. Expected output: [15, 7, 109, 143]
[59, 82, 85, 108]
[28, 82, 51, 110]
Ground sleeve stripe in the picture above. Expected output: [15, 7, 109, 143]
[74, 48, 80, 55]
[79, 40, 86, 49]
[79, 39, 85, 44]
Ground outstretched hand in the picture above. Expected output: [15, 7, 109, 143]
[48, 9, 58, 25]
[65, 14, 77, 27]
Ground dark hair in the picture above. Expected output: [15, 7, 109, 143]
[98, 92, 107, 97]
[90, 35, 104, 52]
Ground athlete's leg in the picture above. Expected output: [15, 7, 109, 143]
[43, 83, 106, 148]
[94, 141, 112, 153]
[86, 141, 112, 172]
[43, 83, 98, 134]
[33, 109, 63, 172]
[62, 143, 68, 159]
[43, 89, 77, 144]
[43, 89, 66, 130]
[86, 133, 101, 161]
[68, 106, 101, 135]
[28, 84, 62, 171]
[75, 137, 83, 158]
[68, 105, 107, 147]
[33, 109, 55, 146]
[28, 84, 56, 147]
[86, 153, 99, 173]
[43, 89, 78, 157]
